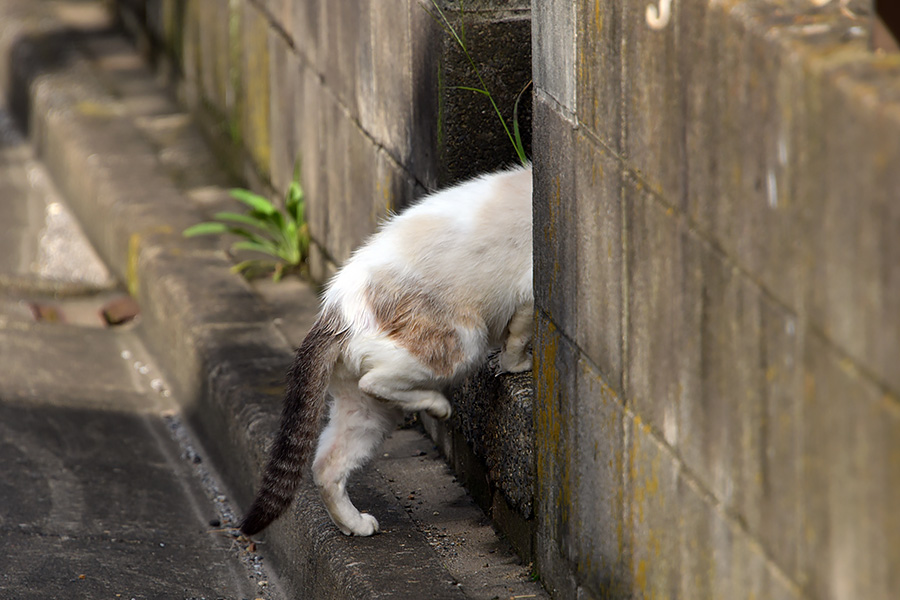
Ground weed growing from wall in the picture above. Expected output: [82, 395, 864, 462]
[424, 0, 531, 166]
[184, 168, 309, 281]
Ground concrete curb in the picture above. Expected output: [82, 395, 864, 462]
[0, 2, 545, 599]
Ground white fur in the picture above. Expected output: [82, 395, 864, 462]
[311, 165, 533, 536]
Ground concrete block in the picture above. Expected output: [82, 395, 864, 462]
[620, 0, 686, 203]
[534, 312, 580, 596]
[574, 133, 623, 391]
[408, 1, 441, 189]
[626, 176, 810, 574]
[375, 147, 416, 216]
[320, 0, 362, 119]
[571, 357, 627, 598]
[625, 414, 681, 597]
[683, 0, 815, 314]
[319, 97, 382, 264]
[576, 0, 623, 152]
[807, 57, 900, 395]
[268, 28, 296, 195]
[533, 0, 575, 113]
[178, 1, 201, 108]
[292, 0, 322, 67]
[263, 0, 289, 39]
[224, 0, 242, 129]
[624, 177, 702, 449]
[294, 58, 326, 247]
[626, 415, 801, 600]
[800, 333, 900, 599]
[358, 0, 413, 167]
[533, 96, 577, 340]
[241, 0, 271, 177]
[751, 299, 805, 582]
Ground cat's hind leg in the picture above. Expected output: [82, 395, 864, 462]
[312, 380, 402, 536]
[358, 367, 452, 420]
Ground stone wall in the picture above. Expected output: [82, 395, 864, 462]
[532, 0, 900, 599]
[114, 0, 538, 562]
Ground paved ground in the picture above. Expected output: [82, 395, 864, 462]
[0, 106, 282, 600]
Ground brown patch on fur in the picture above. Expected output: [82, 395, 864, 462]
[365, 274, 468, 377]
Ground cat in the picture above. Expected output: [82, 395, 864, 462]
[240, 164, 533, 537]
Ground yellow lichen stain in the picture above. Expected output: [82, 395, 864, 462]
[126, 226, 172, 298]
[592, 159, 604, 186]
[535, 320, 561, 491]
[803, 371, 816, 404]
[75, 100, 118, 118]
[594, 0, 602, 33]
[838, 357, 858, 378]
[543, 175, 563, 300]
[635, 558, 648, 593]
[377, 173, 394, 213]
[882, 393, 900, 417]
[127, 232, 142, 298]
[765, 366, 778, 383]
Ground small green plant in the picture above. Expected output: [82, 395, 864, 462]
[183, 172, 309, 281]
[424, 0, 530, 166]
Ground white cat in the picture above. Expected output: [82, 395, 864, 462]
[240, 165, 533, 537]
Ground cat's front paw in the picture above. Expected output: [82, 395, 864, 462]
[340, 512, 380, 536]
[425, 399, 452, 420]
[499, 350, 532, 373]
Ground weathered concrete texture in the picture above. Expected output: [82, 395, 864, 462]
[418, 359, 536, 560]
[533, 99, 623, 392]
[535, 0, 900, 598]
[448, 362, 535, 519]
[626, 411, 800, 600]
[532, 0, 575, 114]
[576, 0, 623, 152]
[0, 325, 277, 600]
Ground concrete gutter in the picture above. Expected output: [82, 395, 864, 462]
[0, 1, 547, 599]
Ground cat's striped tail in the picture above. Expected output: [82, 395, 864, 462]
[239, 308, 346, 536]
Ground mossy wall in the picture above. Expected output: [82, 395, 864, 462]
[533, 1, 900, 599]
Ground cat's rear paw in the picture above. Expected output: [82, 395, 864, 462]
[340, 512, 380, 536]
[499, 350, 532, 373]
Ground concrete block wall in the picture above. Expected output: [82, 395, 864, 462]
[533, 0, 900, 599]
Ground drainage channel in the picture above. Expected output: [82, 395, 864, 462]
[0, 104, 284, 598]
